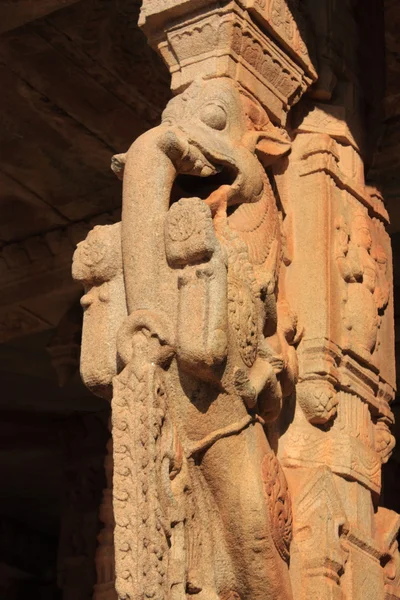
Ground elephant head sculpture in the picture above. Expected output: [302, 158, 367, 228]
[112, 77, 291, 314]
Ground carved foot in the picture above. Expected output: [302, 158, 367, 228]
[233, 359, 283, 422]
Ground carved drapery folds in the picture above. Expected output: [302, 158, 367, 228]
[72, 1, 398, 600]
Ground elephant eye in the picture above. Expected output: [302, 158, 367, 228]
[200, 104, 227, 130]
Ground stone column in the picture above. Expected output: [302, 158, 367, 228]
[274, 2, 399, 599]
[72, 2, 399, 600]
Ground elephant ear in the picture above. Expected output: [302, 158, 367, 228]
[241, 95, 291, 165]
[243, 123, 291, 166]
[255, 125, 291, 166]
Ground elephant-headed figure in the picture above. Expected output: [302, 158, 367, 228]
[75, 77, 298, 600]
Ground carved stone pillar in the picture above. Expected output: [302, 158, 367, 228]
[276, 124, 397, 597]
[72, 2, 398, 600]
[273, 2, 399, 599]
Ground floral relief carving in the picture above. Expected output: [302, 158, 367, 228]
[261, 452, 293, 563]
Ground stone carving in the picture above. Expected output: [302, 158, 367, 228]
[73, 222, 127, 400]
[335, 211, 390, 363]
[374, 418, 396, 465]
[289, 467, 349, 600]
[246, 0, 314, 73]
[375, 508, 400, 599]
[277, 85, 397, 598]
[73, 2, 399, 600]
[261, 452, 293, 563]
[140, 1, 316, 124]
[74, 71, 303, 599]
[296, 379, 338, 425]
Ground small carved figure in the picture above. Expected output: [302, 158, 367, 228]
[336, 211, 389, 362]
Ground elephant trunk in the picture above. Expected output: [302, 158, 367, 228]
[121, 125, 179, 315]
[121, 124, 221, 316]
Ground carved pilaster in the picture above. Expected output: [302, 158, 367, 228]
[273, 3, 397, 598]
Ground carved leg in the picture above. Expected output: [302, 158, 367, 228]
[200, 422, 293, 600]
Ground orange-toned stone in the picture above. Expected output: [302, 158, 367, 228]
[72, 2, 399, 600]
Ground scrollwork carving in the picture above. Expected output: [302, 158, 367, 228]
[261, 452, 292, 563]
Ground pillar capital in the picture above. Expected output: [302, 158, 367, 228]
[139, 0, 316, 123]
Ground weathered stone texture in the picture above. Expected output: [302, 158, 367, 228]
[72, 1, 399, 600]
